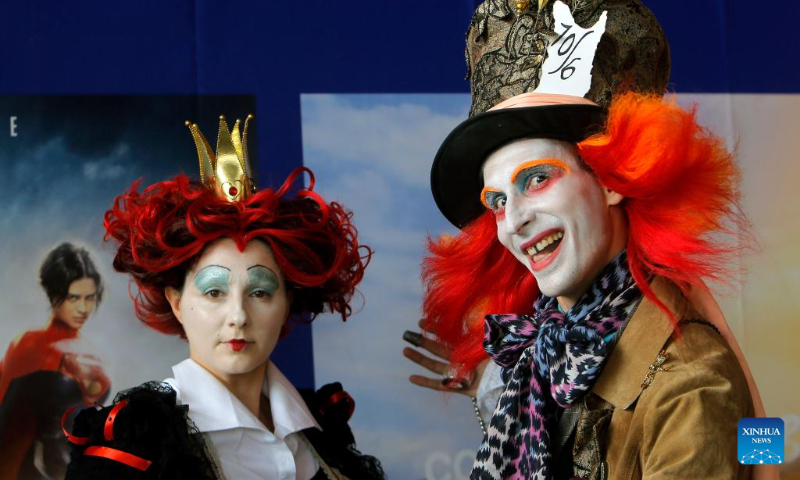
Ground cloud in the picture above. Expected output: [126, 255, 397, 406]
[82, 144, 129, 180]
[83, 162, 126, 180]
[302, 94, 475, 479]
[302, 95, 467, 188]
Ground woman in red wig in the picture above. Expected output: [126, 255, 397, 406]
[64, 116, 383, 480]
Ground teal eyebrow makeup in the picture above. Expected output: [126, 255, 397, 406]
[194, 265, 231, 294]
[247, 265, 280, 295]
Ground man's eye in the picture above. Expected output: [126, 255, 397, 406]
[485, 194, 506, 213]
[527, 174, 549, 189]
[517, 164, 568, 194]
[489, 196, 507, 216]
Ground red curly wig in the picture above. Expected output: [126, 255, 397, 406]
[105, 167, 371, 337]
[423, 92, 748, 375]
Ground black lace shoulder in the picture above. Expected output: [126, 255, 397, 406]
[301, 382, 386, 480]
[65, 382, 220, 480]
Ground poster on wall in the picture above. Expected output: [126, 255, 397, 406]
[302, 93, 482, 480]
[0, 95, 259, 479]
[301, 92, 800, 478]
[0, 91, 798, 480]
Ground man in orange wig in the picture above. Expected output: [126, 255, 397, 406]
[404, 0, 768, 478]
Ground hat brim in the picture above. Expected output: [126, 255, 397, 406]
[431, 104, 607, 229]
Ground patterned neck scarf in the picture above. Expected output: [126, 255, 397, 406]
[471, 251, 641, 480]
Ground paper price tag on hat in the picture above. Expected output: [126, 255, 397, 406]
[534, 1, 608, 98]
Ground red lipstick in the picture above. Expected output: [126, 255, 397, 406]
[520, 229, 565, 273]
[228, 339, 248, 351]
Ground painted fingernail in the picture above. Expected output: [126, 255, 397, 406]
[403, 330, 423, 347]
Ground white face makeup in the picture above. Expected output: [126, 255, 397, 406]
[481, 138, 624, 305]
[166, 238, 290, 383]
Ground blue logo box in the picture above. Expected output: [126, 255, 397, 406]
[738, 417, 784, 465]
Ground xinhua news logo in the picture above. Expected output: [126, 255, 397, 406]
[738, 417, 784, 465]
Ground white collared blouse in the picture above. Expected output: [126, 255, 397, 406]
[164, 359, 320, 480]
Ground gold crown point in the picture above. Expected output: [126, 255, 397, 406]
[185, 114, 255, 203]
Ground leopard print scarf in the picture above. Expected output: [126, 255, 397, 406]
[471, 251, 641, 479]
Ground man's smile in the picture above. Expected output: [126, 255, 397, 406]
[521, 229, 565, 271]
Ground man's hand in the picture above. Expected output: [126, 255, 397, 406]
[402, 320, 488, 398]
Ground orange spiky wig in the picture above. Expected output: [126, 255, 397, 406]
[422, 92, 749, 375]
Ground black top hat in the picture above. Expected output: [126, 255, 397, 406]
[432, 0, 670, 229]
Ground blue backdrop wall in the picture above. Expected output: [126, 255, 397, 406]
[2, 2, 799, 478]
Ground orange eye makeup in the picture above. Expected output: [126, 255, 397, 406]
[510, 159, 570, 185]
[512, 159, 569, 195]
[481, 158, 570, 216]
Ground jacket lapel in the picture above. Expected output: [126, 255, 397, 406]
[591, 277, 687, 409]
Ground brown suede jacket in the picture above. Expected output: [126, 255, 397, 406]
[561, 278, 754, 480]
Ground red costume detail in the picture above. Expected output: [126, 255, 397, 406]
[84, 446, 152, 472]
[104, 399, 128, 441]
[62, 406, 90, 445]
[319, 390, 356, 421]
[0, 321, 109, 403]
[0, 320, 110, 479]
[65, 399, 154, 473]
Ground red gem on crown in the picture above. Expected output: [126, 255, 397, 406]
[229, 186, 238, 196]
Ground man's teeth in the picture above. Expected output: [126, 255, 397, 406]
[526, 231, 564, 256]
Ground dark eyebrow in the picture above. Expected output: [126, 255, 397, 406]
[247, 264, 278, 275]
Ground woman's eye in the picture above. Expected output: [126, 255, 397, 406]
[250, 290, 269, 298]
[205, 289, 223, 298]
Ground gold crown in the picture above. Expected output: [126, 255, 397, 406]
[185, 115, 256, 202]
